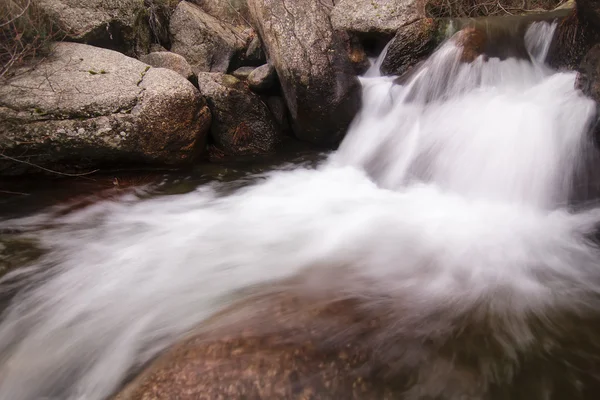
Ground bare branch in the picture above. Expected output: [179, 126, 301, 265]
[0, 153, 99, 177]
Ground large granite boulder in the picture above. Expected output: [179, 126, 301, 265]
[331, 0, 422, 35]
[197, 72, 282, 156]
[0, 43, 211, 175]
[192, 0, 252, 28]
[169, 1, 250, 74]
[248, 0, 362, 146]
[139, 51, 195, 81]
[37, 0, 153, 55]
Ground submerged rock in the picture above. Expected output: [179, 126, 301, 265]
[0, 43, 211, 175]
[139, 52, 194, 81]
[38, 0, 152, 55]
[331, 0, 422, 35]
[113, 288, 600, 400]
[247, 63, 277, 92]
[169, 1, 250, 73]
[197, 72, 282, 156]
[113, 295, 400, 400]
[248, 0, 361, 146]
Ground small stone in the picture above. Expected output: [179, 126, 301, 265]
[232, 66, 256, 80]
[247, 64, 277, 92]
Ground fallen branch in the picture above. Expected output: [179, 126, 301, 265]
[0, 153, 99, 177]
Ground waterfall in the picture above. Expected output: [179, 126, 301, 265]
[0, 22, 599, 400]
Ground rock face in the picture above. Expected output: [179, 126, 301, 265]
[548, 6, 600, 70]
[0, 43, 211, 175]
[331, 0, 422, 34]
[192, 0, 252, 28]
[37, 0, 152, 55]
[578, 44, 600, 105]
[247, 63, 277, 92]
[197, 72, 281, 156]
[169, 1, 249, 73]
[380, 19, 441, 76]
[139, 52, 194, 80]
[578, 0, 600, 28]
[248, 0, 362, 146]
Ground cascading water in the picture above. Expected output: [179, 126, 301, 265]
[1, 21, 600, 400]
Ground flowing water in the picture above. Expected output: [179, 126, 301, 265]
[1, 21, 600, 400]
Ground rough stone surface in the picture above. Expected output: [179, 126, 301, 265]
[548, 7, 600, 70]
[245, 35, 267, 64]
[197, 72, 282, 156]
[266, 96, 291, 134]
[0, 43, 211, 175]
[331, 0, 422, 34]
[139, 52, 194, 80]
[169, 1, 249, 73]
[192, 0, 252, 27]
[37, 0, 152, 55]
[247, 63, 277, 92]
[248, 0, 362, 146]
[232, 66, 256, 80]
[380, 18, 441, 76]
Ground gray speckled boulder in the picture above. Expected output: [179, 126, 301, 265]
[0, 43, 211, 175]
[139, 51, 195, 80]
[37, 0, 152, 55]
[170, 1, 250, 73]
[192, 0, 252, 28]
[248, 0, 361, 146]
[197, 72, 282, 156]
[331, 0, 422, 34]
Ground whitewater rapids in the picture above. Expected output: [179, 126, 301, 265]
[1, 21, 600, 400]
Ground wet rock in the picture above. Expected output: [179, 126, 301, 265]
[38, 0, 152, 55]
[266, 96, 291, 134]
[0, 43, 211, 175]
[453, 26, 487, 63]
[380, 18, 442, 76]
[169, 1, 249, 73]
[248, 0, 362, 146]
[578, 44, 600, 107]
[232, 66, 256, 80]
[113, 295, 400, 400]
[331, 0, 421, 35]
[139, 52, 194, 80]
[548, 7, 600, 70]
[197, 72, 282, 156]
[247, 63, 276, 92]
